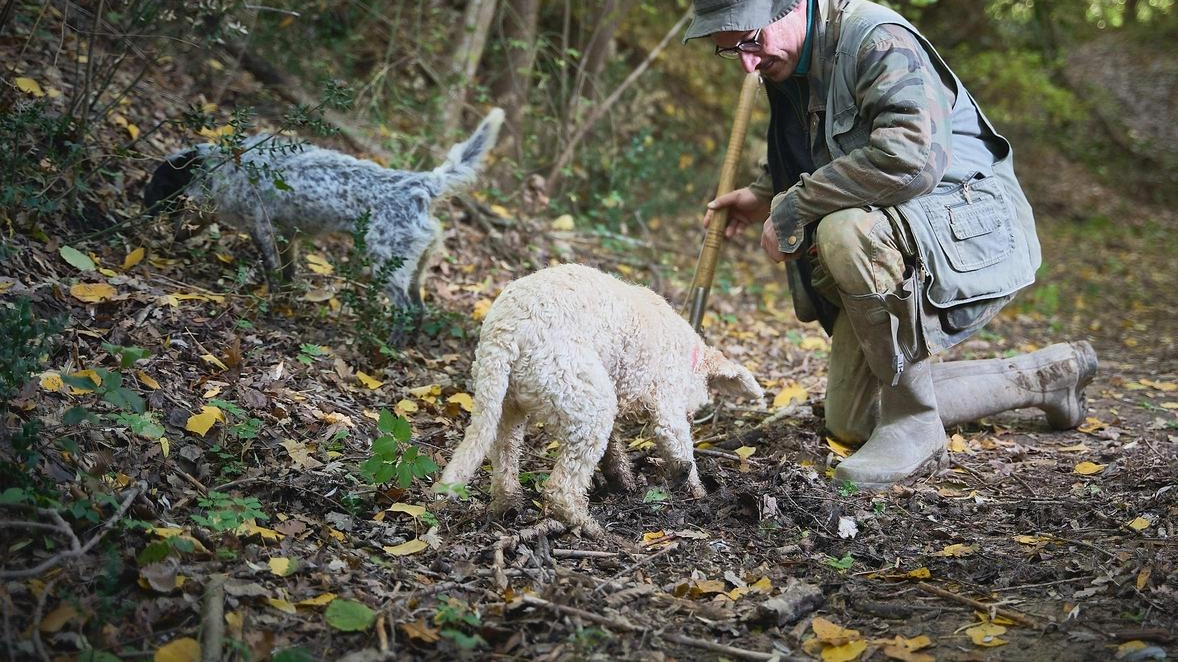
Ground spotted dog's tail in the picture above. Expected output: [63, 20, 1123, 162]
[429, 107, 504, 197]
[143, 147, 204, 217]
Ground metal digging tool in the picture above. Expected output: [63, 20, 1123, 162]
[684, 71, 762, 333]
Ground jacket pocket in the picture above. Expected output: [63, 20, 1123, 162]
[918, 171, 1014, 273]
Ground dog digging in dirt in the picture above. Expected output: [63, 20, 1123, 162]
[143, 108, 504, 340]
[436, 264, 765, 538]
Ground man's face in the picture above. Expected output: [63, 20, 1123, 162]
[710, 6, 808, 82]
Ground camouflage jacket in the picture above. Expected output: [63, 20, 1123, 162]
[765, 0, 1041, 350]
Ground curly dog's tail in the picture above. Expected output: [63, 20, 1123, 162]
[430, 107, 504, 198]
[436, 334, 518, 491]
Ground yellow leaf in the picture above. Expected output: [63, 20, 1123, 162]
[773, 381, 808, 408]
[906, 567, 931, 579]
[1073, 461, 1106, 475]
[297, 592, 337, 607]
[628, 436, 655, 450]
[356, 371, 384, 389]
[265, 597, 297, 614]
[749, 576, 772, 592]
[966, 622, 1007, 647]
[1057, 442, 1089, 453]
[387, 503, 427, 518]
[401, 619, 442, 643]
[40, 603, 79, 632]
[394, 399, 418, 416]
[126, 123, 140, 140]
[160, 436, 170, 458]
[185, 405, 223, 436]
[200, 353, 228, 371]
[1077, 417, 1107, 434]
[123, 247, 146, 270]
[1139, 378, 1177, 392]
[447, 392, 474, 412]
[408, 384, 441, 402]
[39, 372, 64, 392]
[268, 557, 297, 576]
[821, 639, 867, 662]
[70, 282, 117, 303]
[734, 446, 757, 460]
[1127, 517, 1150, 531]
[489, 204, 511, 217]
[202, 385, 222, 398]
[551, 214, 575, 231]
[304, 253, 334, 274]
[1119, 641, 1150, 657]
[281, 439, 323, 470]
[827, 437, 853, 458]
[947, 433, 968, 453]
[471, 298, 493, 321]
[1136, 568, 1151, 590]
[137, 370, 161, 390]
[384, 539, 428, 556]
[799, 335, 829, 351]
[237, 521, 283, 542]
[15, 77, 45, 97]
[67, 369, 102, 393]
[1014, 535, 1051, 545]
[154, 637, 200, 662]
[936, 543, 978, 557]
[811, 616, 861, 644]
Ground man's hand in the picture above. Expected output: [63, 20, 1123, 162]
[761, 218, 801, 263]
[704, 187, 771, 239]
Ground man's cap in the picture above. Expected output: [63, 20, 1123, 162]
[683, 0, 803, 42]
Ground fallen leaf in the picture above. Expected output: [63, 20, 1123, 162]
[266, 597, 297, 614]
[39, 372, 64, 392]
[15, 76, 46, 97]
[906, 567, 931, 579]
[734, 446, 757, 460]
[936, 543, 977, 557]
[947, 433, 969, 453]
[471, 298, 493, 321]
[70, 282, 117, 303]
[268, 557, 297, 576]
[325, 599, 375, 632]
[1073, 461, 1106, 475]
[281, 439, 324, 470]
[200, 353, 228, 371]
[799, 336, 829, 351]
[811, 616, 861, 644]
[827, 437, 853, 458]
[966, 622, 1007, 647]
[401, 618, 441, 643]
[386, 503, 427, 518]
[60, 245, 96, 271]
[137, 370, 161, 390]
[821, 640, 867, 662]
[236, 521, 283, 542]
[39, 603, 79, 632]
[186, 406, 224, 436]
[551, 214, 575, 231]
[447, 392, 474, 412]
[384, 539, 428, 556]
[357, 371, 384, 389]
[298, 593, 337, 607]
[304, 253, 334, 274]
[773, 381, 808, 408]
[154, 637, 200, 662]
[1127, 517, 1150, 531]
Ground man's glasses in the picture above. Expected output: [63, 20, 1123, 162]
[714, 28, 763, 59]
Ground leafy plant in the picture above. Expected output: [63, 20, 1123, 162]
[191, 491, 269, 532]
[643, 487, 670, 510]
[335, 211, 409, 357]
[358, 410, 438, 487]
[433, 596, 486, 651]
[824, 553, 855, 572]
[835, 480, 859, 497]
[0, 297, 63, 490]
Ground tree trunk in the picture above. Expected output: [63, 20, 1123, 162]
[441, 0, 499, 139]
[489, 0, 540, 161]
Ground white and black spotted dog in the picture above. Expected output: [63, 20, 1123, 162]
[144, 108, 504, 327]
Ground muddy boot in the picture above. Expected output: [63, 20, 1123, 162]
[833, 292, 946, 490]
[935, 341, 1098, 429]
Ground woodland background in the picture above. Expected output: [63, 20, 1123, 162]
[1, 1, 1176, 661]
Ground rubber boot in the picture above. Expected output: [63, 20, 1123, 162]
[833, 292, 946, 489]
[935, 341, 1098, 429]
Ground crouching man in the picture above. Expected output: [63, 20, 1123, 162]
[685, 0, 1097, 488]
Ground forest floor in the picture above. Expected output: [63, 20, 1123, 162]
[2, 10, 1176, 662]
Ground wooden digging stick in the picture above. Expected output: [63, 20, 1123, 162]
[685, 71, 762, 332]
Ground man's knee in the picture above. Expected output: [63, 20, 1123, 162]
[814, 208, 905, 294]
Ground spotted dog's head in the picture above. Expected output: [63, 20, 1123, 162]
[143, 148, 203, 217]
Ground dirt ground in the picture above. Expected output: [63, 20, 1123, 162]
[2, 9, 1175, 662]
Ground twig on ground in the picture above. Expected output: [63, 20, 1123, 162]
[916, 581, 1041, 628]
[199, 573, 227, 662]
[551, 549, 619, 559]
[592, 542, 678, 595]
[519, 594, 797, 661]
[493, 519, 566, 589]
[0, 488, 139, 580]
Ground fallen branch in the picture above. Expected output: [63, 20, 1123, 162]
[0, 488, 139, 580]
[518, 594, 802, 661]
[200, 574, 228, 662]
[916, 581, 1042, 628]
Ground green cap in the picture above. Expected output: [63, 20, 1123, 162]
[683, 0, 802, 42]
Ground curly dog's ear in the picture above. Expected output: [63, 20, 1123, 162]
[700, 347, 764, 402]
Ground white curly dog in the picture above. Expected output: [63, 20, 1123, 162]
[438, 264, 764, 537]
[144, 109, 504, 320]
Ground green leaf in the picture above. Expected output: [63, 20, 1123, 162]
[62, 406, 98, 425]
[377, 409, 411, 440]
[102, 343, 150, 368]
[60, 245, 96, 271]
[112, 412, 165, 439]
[370, 435, 399, 458]
[102, 387, 146, 413]
[0, 487, 29, 505]
[136, 540, 172, 565]
[208, 398, 246, 417]
[272, 648, 315, 662]
[325, 599, 375, 632]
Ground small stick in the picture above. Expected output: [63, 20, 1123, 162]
[592, 542, 678, 595]
[916, 581, 1041, 628]
[199, 574, 228, 662]
[551, 549, 619, 559]
[518, 594, 793, 661]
